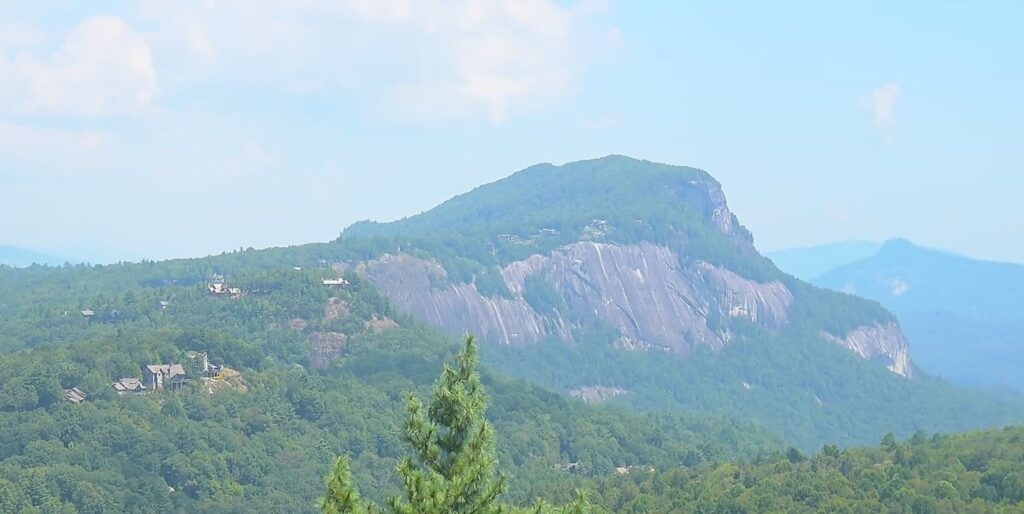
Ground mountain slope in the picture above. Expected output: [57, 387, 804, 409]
[767, 240, 881, 280]
[339, 156, 909, 375]
[582, 426, 1024, 513]
[815, 238, 1024, 390]
[0, 256, 780, 512]
[329, 156, 1024, 448]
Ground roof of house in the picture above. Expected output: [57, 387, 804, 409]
[112, 378, 145, 391]
[63, 388, 87, 403]
[145, 364, 186, 378]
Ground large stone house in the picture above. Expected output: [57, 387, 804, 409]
[144, 364, 188, 391]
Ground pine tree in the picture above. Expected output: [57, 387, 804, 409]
[321, 335, 588, 514]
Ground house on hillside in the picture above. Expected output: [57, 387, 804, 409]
[144, 364, 188, 391]
[209, 283, 244, 298]
[111, 378, 147, 395]
[63, 388, 87, 403]
[322, 278, 349, 287]
[80, 309, 95, 317]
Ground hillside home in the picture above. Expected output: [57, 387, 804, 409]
[144, 364, 188, 391]
[63, 388, 87, 403]
[322, 278, 349, 287]
[111, 378, 147, 395]
[80, 309, 95, 317]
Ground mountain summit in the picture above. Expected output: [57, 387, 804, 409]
[815, 238, 1024, 390]
[337, 156, 911, 375]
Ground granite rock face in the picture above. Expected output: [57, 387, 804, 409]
[820, 323, 914, 377]
[355, 241, 914, 376]
[358, 241, 794, 354]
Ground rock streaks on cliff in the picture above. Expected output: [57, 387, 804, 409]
[820, 323, 914, 377]
[358, 241, 794, 355]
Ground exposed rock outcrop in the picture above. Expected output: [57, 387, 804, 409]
[357, 241, 793, 355]
[569, 386, 627, 404]
[357, 254, 560, 346]
[820, 323, 914, 377]
[324, 297, 350, 321]
[309, 331, 347, 369]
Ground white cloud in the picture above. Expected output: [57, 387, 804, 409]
[139, 0, 617, 123]
[0, 15, 157, 116]
[0, 22, 45, 49]
[867, 82, 901, 143]
[0, 121, 111, 172]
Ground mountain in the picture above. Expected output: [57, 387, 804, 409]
[340, 156, 907, 371]
[815, 238, 1024, 390]
[0, 156, 1022, 511]
[766, 240, 881, 280]
[0, 255, 779, 512]
[332, 156, 1024, 448]
[0, 244, 68, 267]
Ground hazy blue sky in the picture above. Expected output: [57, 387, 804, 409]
[1, 1, 1021, 263]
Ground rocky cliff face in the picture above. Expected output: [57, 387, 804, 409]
[357, 241, 793, 353]
[820, 323, 914, 377]
[354, 241, 914, 376]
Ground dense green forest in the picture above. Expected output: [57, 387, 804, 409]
[0, 261, 777, 513]
[2, 251, 1023, 512]
[577, 426, 1024, 513]
[482, 322, 1023, 451]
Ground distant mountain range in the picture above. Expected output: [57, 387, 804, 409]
[766, 241, 881, 281]
[772, 238, 1024, 391]
[0, 245, 69, 267]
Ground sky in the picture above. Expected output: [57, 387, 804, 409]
[1, 1, 1022, 264]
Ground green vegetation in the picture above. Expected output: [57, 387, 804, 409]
[0, 252, 777, 513]
[1, 156, 1023, 512]
[322, 336, 586, 514]
[579, 426, 1024, 513]
[483, 324, 1024, 452]
[338, 156, 778, 283]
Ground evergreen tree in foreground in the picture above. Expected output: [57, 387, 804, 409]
[321, 335, 588, 514]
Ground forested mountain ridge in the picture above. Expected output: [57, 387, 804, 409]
[337, 156, 910, 373]
[325, 156, 1024, 449]
[0, 261, 779, 512]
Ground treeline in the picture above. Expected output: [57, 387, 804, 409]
[580, 426, 1024, 513]
[0, 261, 778, 513]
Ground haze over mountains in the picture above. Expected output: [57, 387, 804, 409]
[0, 245, 69, 268]
[775, 238, 1024, 391]
[766, 241, 882, 281]
[1, 157, 1022, 512]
